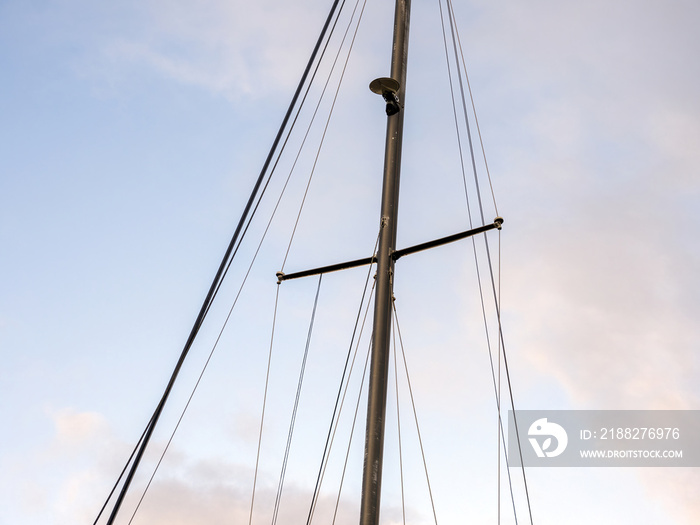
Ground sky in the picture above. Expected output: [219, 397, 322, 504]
[1, 0, 699, 524]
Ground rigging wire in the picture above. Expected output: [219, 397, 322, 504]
[199, 0, 352, 321]
[391, 300, 439, 525]
[446, 1, 499, 215]
[126, 74, 343, 518]
[307, 231, 380, 525]
[454, 0, 533, 525]
[436, 0, 532, 522]
[432, 20, 513, 502]
[443, 0, 486, 227]
[218, 0, 375, 517]
[436, 0, 476, 230]
[498, 229, 503, 524]
[127, 0, 368, 518]
[443, 2, 535, 521]
[280, 0, 369, 273]
[270, 275, 324, 525]
[254, 1, 374, 521]
[94, 1, 351, 523]
[391, 313, 407, 525]
[122, 119, 341, 516]
[249, 12, 364, 514]
[328, 282, 377, 525]
[249, 283, 282, 525]
[90, 415, 152, 525]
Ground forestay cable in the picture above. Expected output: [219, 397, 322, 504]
[94, 2, 351, 523]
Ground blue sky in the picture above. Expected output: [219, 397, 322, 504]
[1, 0, 699, 524]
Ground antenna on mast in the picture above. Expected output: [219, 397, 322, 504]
[370, 77, 401, 115]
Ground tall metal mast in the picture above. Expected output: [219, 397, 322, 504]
[278, 0, 499, 519]
[360, 0, 411, 523]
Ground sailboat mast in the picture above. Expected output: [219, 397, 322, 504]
[360, 0, 411, 524]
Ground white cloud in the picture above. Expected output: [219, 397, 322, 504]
[6, 408, 367, 524]
[646, 107, 700, 189]
[640, 469, 700, 524]
[49, 408, 109, 448]
[89, 0, 337, 100]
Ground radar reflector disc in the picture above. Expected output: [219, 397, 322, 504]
[369, 77, 400, 95]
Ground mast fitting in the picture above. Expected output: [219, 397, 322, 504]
[369, 77, 401, 115]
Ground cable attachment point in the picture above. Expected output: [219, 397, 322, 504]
[369, 77, 401, 116]
[276, 271, 285, 284]
[494, 217, 504, 230]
